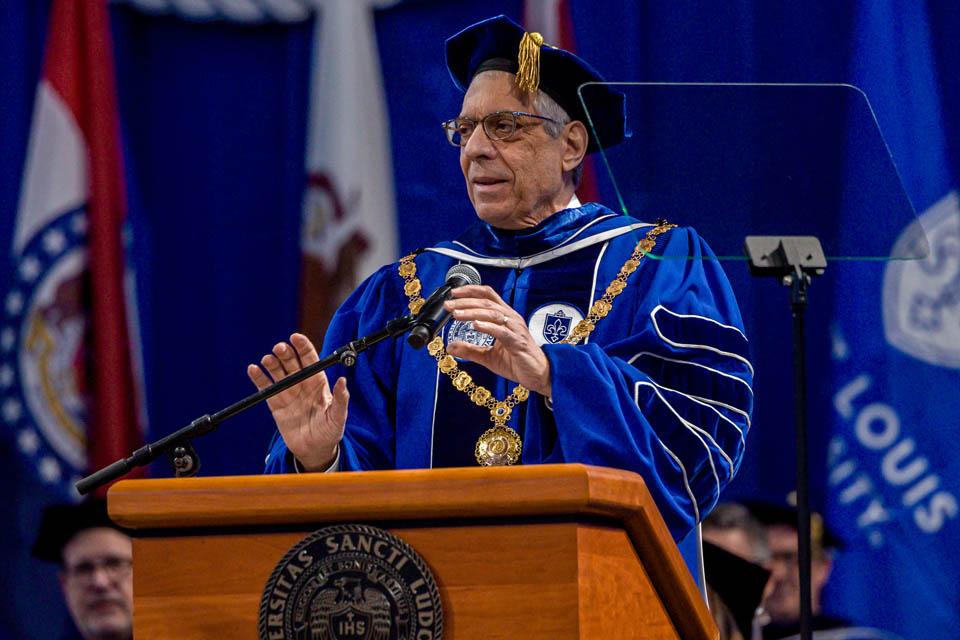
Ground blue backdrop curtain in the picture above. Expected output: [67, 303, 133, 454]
[2, 1, 957, 638]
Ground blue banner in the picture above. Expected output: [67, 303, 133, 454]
[823, 3, 959, 638]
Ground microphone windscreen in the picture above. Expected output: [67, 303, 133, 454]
[445, 263, 481, 286]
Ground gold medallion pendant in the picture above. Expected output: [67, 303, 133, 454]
[397, 220, 676, 467]
[475, 425, 522, 466]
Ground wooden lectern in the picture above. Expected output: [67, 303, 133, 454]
[108, 464, 717, 639]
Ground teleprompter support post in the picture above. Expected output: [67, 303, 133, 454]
[744, 235, 827, 640]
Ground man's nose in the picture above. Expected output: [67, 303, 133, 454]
[768, 560, 790, 580]
[462, 125, 496, 159]
[86, 565, 115, 589]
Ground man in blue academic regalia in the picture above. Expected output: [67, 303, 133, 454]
[248, 15, 753, 542]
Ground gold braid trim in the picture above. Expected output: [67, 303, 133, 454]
[398, 219, 677, 465]
[568, 219, 677, 341]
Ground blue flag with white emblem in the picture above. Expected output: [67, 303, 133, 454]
[822, 2, 959, 638]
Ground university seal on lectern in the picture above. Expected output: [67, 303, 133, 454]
[258, 524, 443, 640]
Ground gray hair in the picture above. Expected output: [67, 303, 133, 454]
[531, 90, 586, 187]
[703, 502, 772, 565]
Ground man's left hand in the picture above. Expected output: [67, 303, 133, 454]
[443, 285, 552, 397]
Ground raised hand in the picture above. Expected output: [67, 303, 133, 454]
[443, 285, 552, 397]
[247, 333, 348, 471]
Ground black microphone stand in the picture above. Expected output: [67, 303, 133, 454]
[76, 314, 417, 496]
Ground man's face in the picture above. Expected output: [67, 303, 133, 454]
[59, 527, 133, 640]
[458, 71, 569, 229]
[762, 524, 832, 624]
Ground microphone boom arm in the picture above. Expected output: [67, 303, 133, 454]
[75, 314, 417, 495]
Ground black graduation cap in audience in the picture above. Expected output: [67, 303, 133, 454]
[32, 499, 121, 564]
[444, 14, 628, 153]
[703, 540, 771, 639]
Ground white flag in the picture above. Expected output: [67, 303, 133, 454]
[299, 0, 398, 338]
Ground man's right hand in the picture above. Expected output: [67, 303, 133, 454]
[247, 333, 348, 472]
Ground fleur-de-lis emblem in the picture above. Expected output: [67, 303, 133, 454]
[542, 310, 571, 344]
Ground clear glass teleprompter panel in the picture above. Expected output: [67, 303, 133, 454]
[578, 82, 929, 262]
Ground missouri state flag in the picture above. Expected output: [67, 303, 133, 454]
[1, 0, 144, 496]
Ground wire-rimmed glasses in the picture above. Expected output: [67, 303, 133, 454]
[63, 555, 133, 584]
[442, 110, 559, 147]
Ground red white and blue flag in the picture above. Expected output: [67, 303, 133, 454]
[1, 0, 144, 496]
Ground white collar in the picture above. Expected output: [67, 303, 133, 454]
[425, 192, 636, 269]
[427, 217, 654, 269]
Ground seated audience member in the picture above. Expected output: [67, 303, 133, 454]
[702, 503, 772, 640]
[703, 501, 771, 565]
[749, 502, 849, 640]
[33, 500, 133, 640]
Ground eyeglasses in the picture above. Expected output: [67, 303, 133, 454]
[442, 111, 560, 147]
[63, 556, 132, 584]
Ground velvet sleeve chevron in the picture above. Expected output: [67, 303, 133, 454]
[537, 227, 753, 540]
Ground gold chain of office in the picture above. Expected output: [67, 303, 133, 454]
[397, 219, 676, 467]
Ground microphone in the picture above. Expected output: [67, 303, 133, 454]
[407, 264, 481, 349]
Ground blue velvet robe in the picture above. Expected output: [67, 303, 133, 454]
[265, 203, 753, 541]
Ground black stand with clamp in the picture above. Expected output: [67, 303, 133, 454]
[76, 315, 416, 496]
[744, 236, 827, 640]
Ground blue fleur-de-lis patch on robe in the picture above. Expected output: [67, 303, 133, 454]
[543, 310, 572, 343]
[528, 303, 585, 347]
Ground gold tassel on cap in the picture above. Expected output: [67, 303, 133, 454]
[516, 31, 544, 93]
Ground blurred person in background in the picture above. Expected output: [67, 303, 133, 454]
[702, 503, 771, 640]
[703, 501, 771, 565]
[33, 500, 133, 640]
[749, 502, 848, 640]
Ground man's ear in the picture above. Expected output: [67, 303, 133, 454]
[818, 554, 834, 582]
[562, 121, 589, 172]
